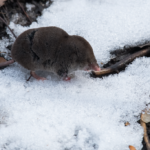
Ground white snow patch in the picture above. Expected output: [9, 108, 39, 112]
[26, 3, 35, 11]
[1, 0, 150, 149]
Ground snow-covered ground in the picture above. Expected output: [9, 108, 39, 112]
[0, 0, 150, 149]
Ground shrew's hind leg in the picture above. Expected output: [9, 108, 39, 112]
[57, 69, 71, 81]
[27, 71, 47, 81]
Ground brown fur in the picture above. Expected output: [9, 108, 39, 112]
[11, 26, 99, 77]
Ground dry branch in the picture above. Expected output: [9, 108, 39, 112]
[17, 0, 32, 24]
[92, 47, 150, 78]
[140, 118, 150, 150]
[139, 43, 150, 48]
[0, 16, 17, 39]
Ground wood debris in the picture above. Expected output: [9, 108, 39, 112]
[92, 44, 150, 78]
[140, 119, 150, 150]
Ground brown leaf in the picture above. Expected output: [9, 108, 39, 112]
[0, 56, 7, 63]
[125, 122, 130, 126]
[0, 0, 6, 7]
[129, 145, 136, 150]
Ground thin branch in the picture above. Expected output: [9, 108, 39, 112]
[92, 47, 150, 77]
[4, 5, 9, 24]
[32, 1, 44, 12]
[0, 16, 17, 39]
[17, 0, 32, 24]
[140, 118, 150, 150]
[2, 7, 8, 24]
[139, 43, 150, 48]
[27, 74, 32, 81]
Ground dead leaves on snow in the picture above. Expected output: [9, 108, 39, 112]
[127, 109, 150, 150]
[124, 122, 136, 150]
[0, 56, 7, 63]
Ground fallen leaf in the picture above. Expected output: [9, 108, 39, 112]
[0, 56, 7, 63]
[129, 145, 136, 150]
[125, 122, 130, 126]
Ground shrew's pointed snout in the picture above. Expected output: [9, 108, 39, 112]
[90, 64, 101, 71]
[85, 63, 101, 71]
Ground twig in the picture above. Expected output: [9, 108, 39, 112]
[17, 0, 32, 24]
[2, 7, 8, 24]
[139, 43, 150, 48]
[32, 1, 44, 12]
[140, 118, 150, 150]
[0, 16, 17, 39]
[4, 5, 9, 24]
[92, 47, 150, 77]
[27, 74, 32, 81]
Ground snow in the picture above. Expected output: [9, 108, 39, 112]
[26, 3, 35, 11]
[0, 0, 150, 149]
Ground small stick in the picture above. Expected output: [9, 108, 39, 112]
[0, 16, 17, 39]
[27, 74, 32, 81]
[1, 11, 7, 22]
[139, 43, 150, 48]
[115, 69, 119, 73]
[4, 5, 9, 24]
[140, 118, 150, 150]
[32, 1, 43, 11]
[17, 0, 32, 24]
